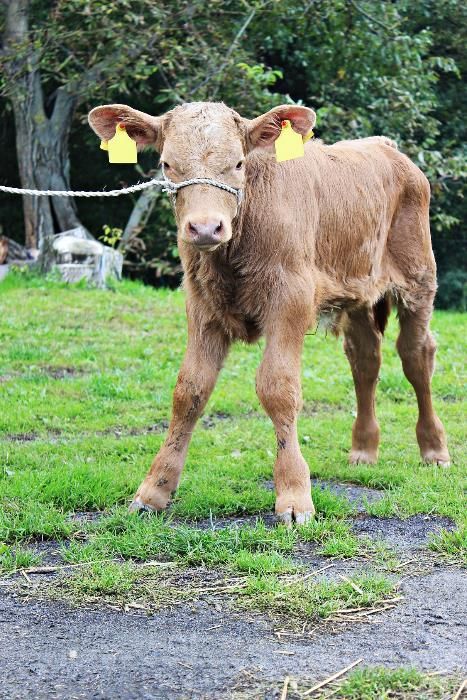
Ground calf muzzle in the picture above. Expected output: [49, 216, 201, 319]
[185, 219, 225, 250]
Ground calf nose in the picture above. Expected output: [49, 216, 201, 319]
[187, 220, 224, 248]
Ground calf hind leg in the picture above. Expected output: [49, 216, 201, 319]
[343, 305, 383, 464]
[396, 299, 450, 465]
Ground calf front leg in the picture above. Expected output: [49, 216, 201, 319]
[256, 310, 314, 525]
[130, 326, 230, 512]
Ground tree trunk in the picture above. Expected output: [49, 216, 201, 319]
[120, 184, 160, 251]
[3, 0, 91, 262]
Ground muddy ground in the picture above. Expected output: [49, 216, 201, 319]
[1, 484, 466, 700]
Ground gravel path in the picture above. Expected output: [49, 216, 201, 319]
[1, 566, 466, 700]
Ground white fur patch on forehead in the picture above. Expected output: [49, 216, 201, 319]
[165, 101, 245, 142]
[172, 101, 235, 119]
[202, 122, 225, 139]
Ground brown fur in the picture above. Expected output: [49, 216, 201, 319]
[89, 101, 450, 522]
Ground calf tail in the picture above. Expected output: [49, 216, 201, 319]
[373, 294, 391, 335]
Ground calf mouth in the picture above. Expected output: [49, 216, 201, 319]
[193, 242, 223, 252]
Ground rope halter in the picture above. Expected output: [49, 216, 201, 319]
[0, 173, 244, 217]
[162, 172, 243, 217]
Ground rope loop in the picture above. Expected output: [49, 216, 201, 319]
[0, 177, 243, 209]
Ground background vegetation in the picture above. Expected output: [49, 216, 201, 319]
[0, 0, 465, 307]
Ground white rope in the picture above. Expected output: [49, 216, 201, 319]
[0, 176, 243, 204]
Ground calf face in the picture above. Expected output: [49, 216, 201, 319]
[88, 102, 315, 251]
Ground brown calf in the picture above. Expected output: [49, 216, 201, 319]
[89, 101, 450, 524]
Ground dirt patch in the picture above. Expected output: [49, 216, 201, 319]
[313, 479, 384, 511]
[261, 479, 383, 513]
[201, 411, 233, 429]
[352, 514, 456, 553]
[40, 366, 84, 379]
[3, 431, 39, 442]
[99, 413, 235, 438]
[301, 400, 346, 417]
[193, 512, 278, 531]
[99, 421, 169, 438]
[3, 428, 62, 443]
[1, 567, 465, 700]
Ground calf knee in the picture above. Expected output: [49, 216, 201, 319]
[256, 364, 301, 427]
[172, 370, 215, 420]
[344, 336, 381, 383]
[397, 330, 436, 378]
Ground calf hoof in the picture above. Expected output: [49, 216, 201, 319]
[277, 509, 315, 527]
[422, 450, 451, 467]
[128, 499, 158, 514]
[128, 478, 172, 514]
[275, 493, 315, 527]
[349, 449, 378, 465]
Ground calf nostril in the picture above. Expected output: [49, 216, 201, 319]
[187, 221, 224, 240]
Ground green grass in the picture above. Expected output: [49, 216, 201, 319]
[60, 513, 298, 568]
[0, 500, 72, 543]
[334, 667, 456, 699]
[0, 271, 465, 600]
[237, 667, 460, 699]
[240, 572, 395, 621]
[300, 518, 362, 557]
[429, 526, 467, 564]
[0, 542, 42, 572]
[65, 561, 138, 597]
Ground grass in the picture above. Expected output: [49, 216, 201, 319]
[429, 526, 467, 564]
[0, 271, 465, 606]
[0, 542, 42, 572]
[60, 513, 298, 568]
[65, 561, 138, 597]
[333, 667, 458, 699]
[240, 572, 395, 621]
[235, 667, 461, 699]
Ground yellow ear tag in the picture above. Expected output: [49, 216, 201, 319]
[303, 129, 314, 144]
[100, 140, 108, 151]
[107, 123, 137, 164]
[274, 120, 305, 163]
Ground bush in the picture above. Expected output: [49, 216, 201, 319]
[436, 270, 467, 311]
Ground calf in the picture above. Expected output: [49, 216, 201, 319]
[89, 101, 450, 524]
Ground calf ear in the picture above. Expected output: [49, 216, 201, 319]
[246, 105, 316, 150]
[88, 104, 165, 150]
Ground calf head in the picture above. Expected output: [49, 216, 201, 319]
[88, 101, 315, 252]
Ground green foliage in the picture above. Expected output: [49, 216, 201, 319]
[240, 572, 395, 621]
[430, 526, 467, 564]
[66, 561, 137, 596]
[100, 225, 123, 249]
[0, 542, 42, 572]
[436, 270, 467, 311]
[336, 667, 428, 699]
[0, 1, 464, 299]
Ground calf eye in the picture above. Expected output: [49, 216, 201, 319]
[161, 161, 170, 171]
[235, 161, 244, 170]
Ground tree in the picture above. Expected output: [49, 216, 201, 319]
[0, 0, 281, 259]
[0, 0, 162, 253]
[0, 0, 464, 304]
